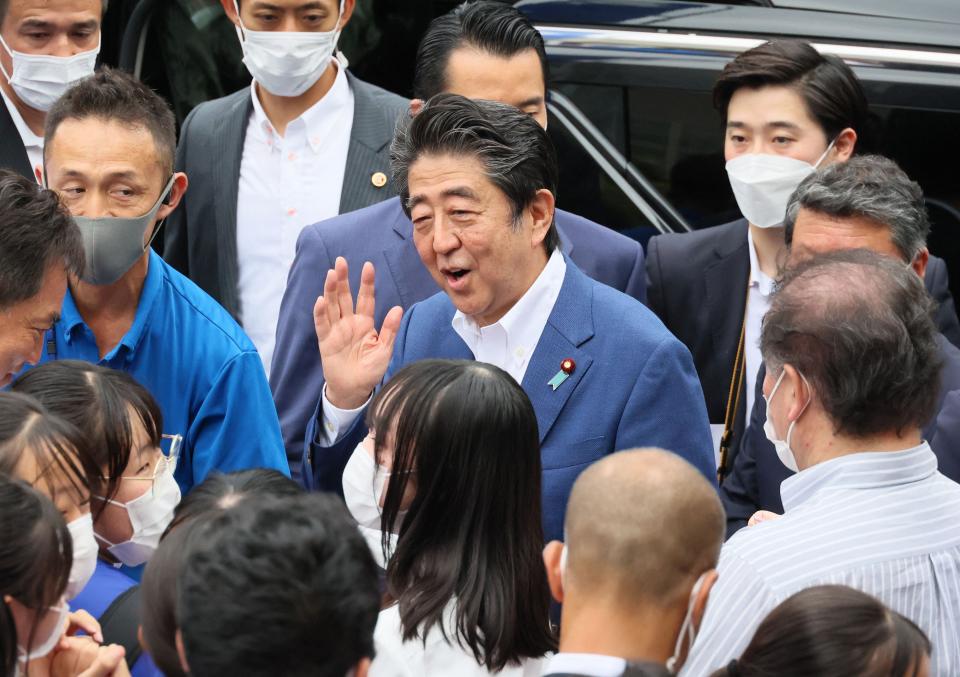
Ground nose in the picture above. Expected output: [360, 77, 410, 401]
[432, 217, 461, 256]
[79, 192, 108, 218]
[26, 333, 45, 366]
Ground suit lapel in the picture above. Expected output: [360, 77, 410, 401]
[213, 93, 252, 319]
[381, 205, 436, 308]
[0, 96, 35, 180]
[340, 72, 398, 214]
[704, 221, 750, 364]
[521, 261, 595, 443]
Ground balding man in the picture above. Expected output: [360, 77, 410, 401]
[683, 250, 960, 676]
[541, 449, 725, 677]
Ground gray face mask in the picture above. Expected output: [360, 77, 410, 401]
[73, 176, 175, 286]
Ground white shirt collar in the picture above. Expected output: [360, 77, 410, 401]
[746, 227, 776, 297]
[0, 85, 43, 169]
[248, 60, 352, 154]
[544, 652, 628, 677]
[451, 247, 566, 384]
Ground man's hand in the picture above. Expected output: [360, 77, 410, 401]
[314, 257, 403, 410]
[748, 510, 781, 527]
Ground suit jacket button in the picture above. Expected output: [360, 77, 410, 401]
[371, 171, 387, 188]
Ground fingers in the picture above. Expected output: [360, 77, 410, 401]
[335, 257, 355, 319]
[67, 609, 103, 644]
[356, 261, 376, 318]
[748, 510, 781, 527]
[313, 295, 330, 344]
[322, 267, 340, 330]
[378, 306, 404, 353]
[77, 645, 128, 677]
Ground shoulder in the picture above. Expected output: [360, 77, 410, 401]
[556, 209, 641, 254]
[405, 290, 455, 325]
[181, 89, 249, 132]
[348, 73, 409, 111]
[651, 219, 745, 255]
[583, 269, 671, 341]
[300, 197, 404, 249]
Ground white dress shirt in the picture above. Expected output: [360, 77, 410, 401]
[0, 86, 43, 177]
[542, 653, 627, 677]
[682, 443, 960, 676]
[370, 601, 548, 677]
[318, 249, 567, 445]
[743, 228, 774, 419]
[236, 63, 354, 375]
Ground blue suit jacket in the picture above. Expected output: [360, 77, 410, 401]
[302, 258, 713, 542]
[271, 197, 647, 479]
[720, 333, 960, 537]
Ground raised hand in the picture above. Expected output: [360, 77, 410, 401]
[314, 257, 403, 410]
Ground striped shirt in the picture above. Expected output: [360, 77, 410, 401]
[683, 443, 960, 676]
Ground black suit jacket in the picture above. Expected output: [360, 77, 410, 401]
[721, 333, 960, 537]
[162, 72, 409, 322]
[0, 96, 33, 179]
[646, 218, 960, 471]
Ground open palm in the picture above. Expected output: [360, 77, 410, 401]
[313, 257, 403, 410]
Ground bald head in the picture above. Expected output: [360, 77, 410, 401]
[565, 449, 724, 607]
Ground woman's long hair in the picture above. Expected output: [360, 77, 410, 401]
[711, 585, 931, 677]
[0, 476, 72, 677]
[369, 359, 556, 671]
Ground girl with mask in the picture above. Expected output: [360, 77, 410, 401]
[342, 359, 556, 676]
[0, 475, 129, 677]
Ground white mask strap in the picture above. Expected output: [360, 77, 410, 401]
[813, 137, 837, 169]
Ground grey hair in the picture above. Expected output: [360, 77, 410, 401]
[761, 248, 942, 438]
[784, 155, 929, 262]
[390, 93, 560, 252]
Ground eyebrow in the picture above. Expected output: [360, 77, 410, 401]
[517, 96, 545, 109]
[20, 18, 99, 31]
[727, 120, 804, 132]
[251, 1, 326, 9]
[58, 169, 141, 182]
[407, 186, 480, 211]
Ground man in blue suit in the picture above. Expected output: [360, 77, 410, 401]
[271, 1, 646, 477]
[721, 156, 960, 536]
[304, 94, 713, 543]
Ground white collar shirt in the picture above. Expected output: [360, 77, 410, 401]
[743, 228, 775, 419]
[451, 248, 567, 385]
[236, 63, 354, 375]
[542, 653, 627, 677]
[0, 86, 43, 177]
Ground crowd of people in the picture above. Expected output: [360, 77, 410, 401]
[0, 0, 958, 675]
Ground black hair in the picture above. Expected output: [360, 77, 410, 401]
[14, 361, 163, 513]
[178, 493, 380, 677]
[414, 0, 549, 101]
[391, 93, 560, 253]
[45, 66, 177, 176]
[713, 40, 867, 143]
[0, 170, 84, 311]
[140, 470, 303, 677]
[0, 391, 92, 514]
[0, 475, 72, 677]
[710, 586, 931, 677]
[368, 359, 555, 672]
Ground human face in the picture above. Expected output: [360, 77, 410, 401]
[14, 442, 90, 524]
[0, 0, 100, 78]
[45, 117, 184, 247]
[408, 153, 552, 327]
[91, 411, 164, 545]
[0, 263, 66, 387]
[724, 85, 831, 164]
[225, 0, 352, 32]
[443, 46, 547, 129]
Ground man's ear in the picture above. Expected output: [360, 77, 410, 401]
[783, 364, 809, 422]
[156, 172, 189, 222]
[409, 99, 424, 118]
[832, 127, 857, 163]
[220, 0, 241, 27]
[691, 569, 719, 631]
[543, 541, 565, 604]
[912, 247, 929, 279]
[339, 0, 357, 29]
[528, 188, 555, 249]
[175, 629, 190, 674]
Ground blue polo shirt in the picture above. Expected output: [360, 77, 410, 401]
[35, 250, 289, 492]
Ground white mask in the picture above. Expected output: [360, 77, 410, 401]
[665, 572, 709, 674]
[65, 513, 98, 599]
[763, 368, 811, 473]
[232, 0, 344, 98]
[0, 35, 100, 112]
[725, 140, 835, 229]
[17, 602, 69, 662]
[94, 454, 181, 567]
[342, 441, 390, 530]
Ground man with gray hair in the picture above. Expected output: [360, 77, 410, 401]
[542, 448, 725, 676]
[721, 155, 960, 534]
[302, 93, 715, 544]
[684, 249, 960, 676]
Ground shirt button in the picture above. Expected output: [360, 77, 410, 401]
[287, 208, 297, 217]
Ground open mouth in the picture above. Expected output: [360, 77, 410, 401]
[443, 268, 471, 287]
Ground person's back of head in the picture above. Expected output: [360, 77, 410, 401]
[543, 448, 725, 671]
[711, 585, 931, 677]
[761, 248, 942, 446]
[369, 359, 555, 671]
[177, 493, 379, 677]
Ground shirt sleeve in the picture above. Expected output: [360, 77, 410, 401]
[317, 384, 370, 447]
[187, 350, 290, 482]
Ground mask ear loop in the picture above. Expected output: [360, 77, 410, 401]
[813, 137, 838, 169]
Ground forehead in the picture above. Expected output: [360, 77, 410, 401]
[727, 84, 820, 130]
[246, 0, 338, 10]
[13, 440, 83, 498]
[408, 153, 496, 200]
[46, 117, 164, 175]
[444, 46, 544, 103]
[5, 0, 100, 22]
[792, 208, 901, 257]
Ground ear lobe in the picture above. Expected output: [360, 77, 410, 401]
[543, 541, 565, 603]
[912, 248, 929, 279]
[528, 189, 555, 248]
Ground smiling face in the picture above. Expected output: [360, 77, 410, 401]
[0, 262, 66, 387]
[408, 153, 551, 327]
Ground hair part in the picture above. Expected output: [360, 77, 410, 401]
[0, 170, 84, 311]
[761, 249, 942, 438]
[392, 93, 560, 253]
[785, 155, 929, 262]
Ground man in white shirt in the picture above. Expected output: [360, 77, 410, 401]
[683, 249, 960, 676]
[163, 0, 408, 375]
[541, 449, 724, 677]
[0, 0, 102, 179]
[303, 94, 715, 545]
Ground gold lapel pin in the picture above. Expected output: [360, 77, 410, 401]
[371, 171, 387, 188]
